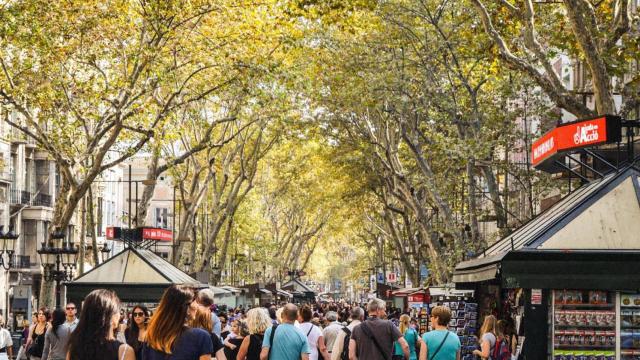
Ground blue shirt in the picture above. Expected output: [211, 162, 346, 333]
[142, 328, 214, 360]
[211, 312, 221, 338]
[422, 330, 461, 360]
[262, 323, 310, 360]
[394, 328, 419, 360]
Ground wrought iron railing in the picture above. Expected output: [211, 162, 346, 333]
[9, 189, 52, 207]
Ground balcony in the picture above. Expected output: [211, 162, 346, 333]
[9, 189, 52, 207]
[10, 255, 33, 269]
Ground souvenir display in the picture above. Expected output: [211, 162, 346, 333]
[429, 295, 477, 360]
[553, 290, 615, 357]
[621, 293, 640, 359]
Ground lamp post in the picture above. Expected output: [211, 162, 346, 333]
[100, 242, 111, 263]
[0, 226, 19, 270]
[37, 231, 79, 308]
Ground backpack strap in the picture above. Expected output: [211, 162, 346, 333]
[306, 324, 314, 337]
[267, 324, 278, 360]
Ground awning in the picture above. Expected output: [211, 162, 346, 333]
[210, 286, 232, 297]
[501, 250, 640, 290]
[220, 286, 243, 294]
[258, 288, 272, 295]
[453, 167, 640, 289]
[392, 287, 422, 297]
[276, 289, 292, 298]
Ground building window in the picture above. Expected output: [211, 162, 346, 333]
[155, 207, 168, 229]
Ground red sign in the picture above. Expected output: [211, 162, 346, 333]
[106, 227, 115, 239]
[408, 293, 425, 303]
[531, 115, 621, 167]
[142, 228, 172, 242]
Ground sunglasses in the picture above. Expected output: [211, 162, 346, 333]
[132, 312, 145, 317]
[66, 307, 76, 310]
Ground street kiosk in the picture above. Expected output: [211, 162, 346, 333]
[454, 113, 640, 359]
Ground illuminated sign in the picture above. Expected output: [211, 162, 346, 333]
[142, 228, 173, 242]
[531, 115, 621, 168]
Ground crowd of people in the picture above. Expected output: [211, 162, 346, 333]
[0, 286, 517, 360]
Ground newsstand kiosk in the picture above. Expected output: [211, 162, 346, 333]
[454, 115, 640, 360]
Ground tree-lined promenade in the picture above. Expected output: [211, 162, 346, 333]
[1, 0, 638, 306]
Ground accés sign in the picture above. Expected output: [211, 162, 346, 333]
[531, 115, 621, 167]
[142, 228, 173, 242]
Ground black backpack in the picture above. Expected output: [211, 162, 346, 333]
[340, 326, 352, 360]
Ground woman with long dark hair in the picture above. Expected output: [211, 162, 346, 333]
[66, 289, 134, 360]
[142, 285, 212, 360]
[42, 309, 66, 360]
[125, 305, 150, 360]
[27, 307, 50, 360]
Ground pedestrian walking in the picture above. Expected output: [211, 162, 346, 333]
[0, 316, 13, 360]
[419, 306, 460, 360]
[143, 285, 213, 360]
[394, 315, 419, 360]
[196, 289, 222, 339]
[189, 307, 226, 360]
[322, 312, 342, 357]
[237, 308, 271, 360]
[27, 308, 50, 360]
[125, 305, 150, 360]
[297, 305, 330, 360]
[330, 307, 364, 360]
[42, 309, 72, 360]
[260, 303, 310, 360]
[219, 315, 230, 340]
[66, 289, 135, 360]
[472, 315, 496, 360]
[64, 303, 78, 327]
[348, 299, 409, 360]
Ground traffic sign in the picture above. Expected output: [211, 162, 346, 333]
[386, 271, 397, 283]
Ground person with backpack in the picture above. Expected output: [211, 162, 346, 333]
[419, 306, 460, 360]
[330, 307, 363, 360]
[349, 298, 409, 360]
[394, 315, 419, 360]
[260, 303, 310, 360]
[472, 315, 496, 360]
[491, 321, 512, 360]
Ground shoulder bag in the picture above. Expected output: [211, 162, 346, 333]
[359, 321, 391, 360]
[428, 331, 450, 360]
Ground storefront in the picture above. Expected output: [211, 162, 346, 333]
[454, 166, 640, 359]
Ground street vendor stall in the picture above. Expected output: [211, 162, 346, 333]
[66, 247, 205, 304]
[454, 166, 640, 360]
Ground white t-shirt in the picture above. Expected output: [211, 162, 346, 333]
[296, 322, 323, 360]
[0, 328, 12, 348]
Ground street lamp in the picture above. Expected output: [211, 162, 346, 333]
[0, 226, 19, 270]
[37, 230, 79, 308]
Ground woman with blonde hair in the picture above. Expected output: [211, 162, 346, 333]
[236, 308, 272, 360]
[142, 285, 213, 360]
[393, 314, 419, 360]
[472, 315, 497, 359]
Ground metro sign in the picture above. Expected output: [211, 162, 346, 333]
[531, 115, 622, 168]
